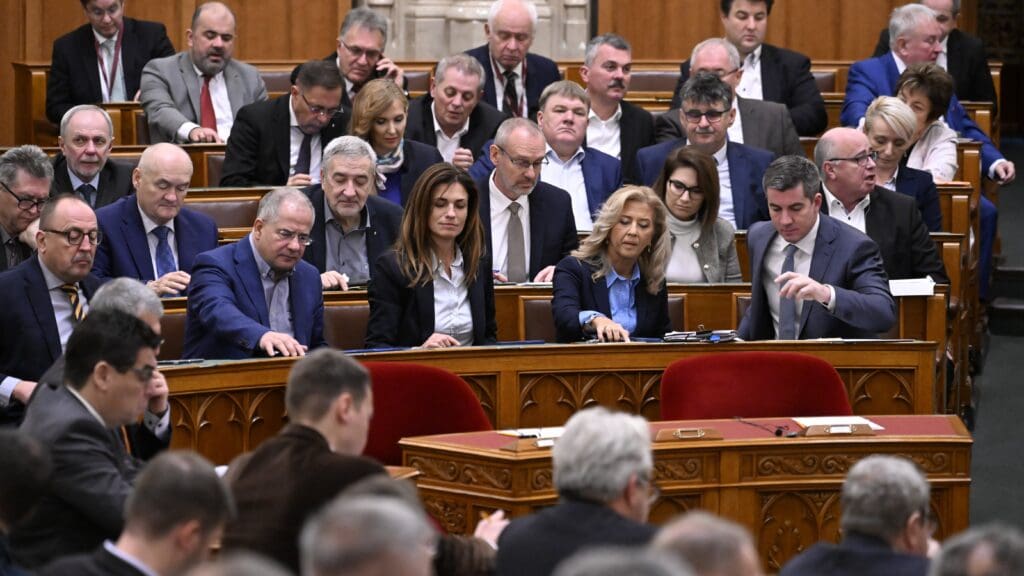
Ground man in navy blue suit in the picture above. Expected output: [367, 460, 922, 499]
[739, 155, 895, 341]
[92, 143, 217, 296]
[466, 0, 561, 119]
[184, 188, 326, 360]
[636, 73, 774, 230]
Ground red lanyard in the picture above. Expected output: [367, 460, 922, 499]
[94, 26, 124, 100]
[491, 56, 527, 116]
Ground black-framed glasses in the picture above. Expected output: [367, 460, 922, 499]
[298, 91, 341, 118]
[682, 108, 729, 124]
[275, 228, 314, 246]
[667, 179, 704, 196]
[828, 150, 879, 167]
[41, 227, 102, 246]
[340, 40, 382, 62]
[128, 364, 157, 383]
[1, 181, 47, 212]
[496, 146, 548, 171]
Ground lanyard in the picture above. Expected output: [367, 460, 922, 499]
[95, 26, 124, 101]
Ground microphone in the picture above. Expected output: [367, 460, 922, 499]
[733, 417, 800, 438]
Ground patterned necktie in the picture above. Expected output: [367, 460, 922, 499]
[61, 283, 84, 323]
[77, 183, 97, 207]
[778, 244, 798, 340]
[506, 202, 526, 283]
[502, 69, 520, 117]
[152, 226, 176, 279]
[200, 75, 217, 131]
[294, 132, 313, 176]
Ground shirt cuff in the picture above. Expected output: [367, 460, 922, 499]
[987, 158, 1007, 180]
[177, 122, 200, 143]
[143, 408, 171, 440]
[823, 285, 837, 313]
[578, 311, 603, 327]
[0, 377, 20, 407]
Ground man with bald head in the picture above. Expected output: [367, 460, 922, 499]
[51, 105, 134, 208]
[92, 143, 218, 296]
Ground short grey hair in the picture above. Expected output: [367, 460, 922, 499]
[553, 407, 653, 502]
[930, 522, 1024, 576]
[680, 72, 733, 110]
[300, 495, 435, 576]
[494, 117, 544, 149]
[864, 96, 918, 142]
[653, 511, 756, 576]
[764, 154, 821, 200]
[487, 0, 538, 29]
[187, 552, 293, 576]
[691, 38, 742, 71]
[339, 7, 388, 45]
[584, 33, 631, 67]
[434, 53, 487, 92]
[60, 105, 114, 141]
[553, 548, 694, 576]
[840, 455, 931, 542]
[0, 145, 53, 188]
[256, 188, 314, 225]
[890, 4, 938, 42]
[322, 135, 379, 180]
[91, 278, 164, 319]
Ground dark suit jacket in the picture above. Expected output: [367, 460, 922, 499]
[894, 166, 942, 232]
[670, 43, 827, 136]
[0, 534, 28, 576]
[381, 140, 445, 206]
[11, 385, 140, 568]
[46, 18, 175, 124]
[496, 498, 657, 576]
[476, 176, 578, 279]
[826, 186, 948, 283]
[738, 214, 896, 340]
[404, 94, 507, 161]
[183, 235, 326, 360]
[49, 156, 135, 209]
[365, 249, 497, 348]
[654, 96, 803, 157]
[779, 532, 929, 576]
[220, 95, 349, 187]
[92, 195, 218, 284]
[872, 27, 998, 115]
[635, 139, 774, 230]
[302, 186, 403, 278]
[552, 256, 670, 343]
[465, 45, 562, 117]
[221, 424, 386, 572]
[0, 258, 101, 427]
[617, 101, 656, 184]
[842, 53, 1001, 174]
[39, 545, 148, 576]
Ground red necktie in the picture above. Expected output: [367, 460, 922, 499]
[200, 75, 217, 131]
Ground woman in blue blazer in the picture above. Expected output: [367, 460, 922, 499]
[552, 186, 671, 343]
[365, 163, 496, 349]
[350, 79, 444, 207]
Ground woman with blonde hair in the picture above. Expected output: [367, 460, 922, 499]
[552, 186, 671, 343]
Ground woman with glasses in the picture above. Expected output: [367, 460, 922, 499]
[896, 63, 959, 184]
[862, 96, 942, 232]
[551, 186, 671, 343]
[349, 79, 443, 206]
[652, 146, 741, 284]
[365, 163, 496, 349]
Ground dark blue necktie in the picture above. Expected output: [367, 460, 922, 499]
[77, 183, 97, 207]
[152, 226, 176, 279]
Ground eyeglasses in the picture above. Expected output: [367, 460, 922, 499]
[299, 91, 341, 118]
[1, 181, 47, 212]
[667, 180, 704, 196]
[128, 364, 157, 383]
[41, 227, 103, 246]
[828, 150, 879, 167]
[275, 228, 314, 246]
[496, 146, 548, 171]
[639, 474, 661, 507]
[682, 108, 729, 124]
[340, 40, 382, 62]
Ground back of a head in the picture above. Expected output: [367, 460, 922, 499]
[0, 430, 52, 529]
[90, 277, 164, 319]
[297, 59, 344, 92]
[930, 523, 1024, 576]
[553, 407, 652, 502]
[553, 547, 694, 576]
[840, 455, 930, 542]
[185, 552, 293, 576]
[64, 309, 163, 390]
[653, 511, 760, 576]
[889, 3, 937, 42]
[286, 348, 370, 422]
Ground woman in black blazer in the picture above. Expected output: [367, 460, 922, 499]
[552, 186, 672, 343]
[365, 163, 496, 348]
[349, 79, 444, 206]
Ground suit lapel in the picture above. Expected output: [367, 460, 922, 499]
[726, 142, 749, 227]
[289, 274, 309, 345]
[528, 189, 546, 276]
[418, 98, 438, 147]
[174, 211, 202, 273]
[222, 62, 244, 114]
[78, 26, 103, 102]
[883, 54, 901, 94]
[477, 179, 494, 256]
[120, 19, 140, 95]
[181, 54, 203, 121]
[25, 259, 62, 361]
[236, 236, 270, 325]
[468, 265, 485, 342]
[593, 270, 612, 317]
[758, 45, 783, 103]
[273, 98, 291, 183]
[801, 217, 837, 334]
[96, 163, 118, 208]
[738, 97, 759, 144]
[416, 282, 435, 338]
[123, 199, 156, 281]
[579, 153, 602, 217]
[307, 186, 328, 270]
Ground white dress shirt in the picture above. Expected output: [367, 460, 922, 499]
[587, 105, 622, 159]
[488, 172, 532, 276]
[823, 184, 871, 234]
[176, 64, 235, 142]
[138, 205, 179, 279]
[713, 143, 736, 227]
[541, 146, 592, 231]
[728, 98, 745, 144]
[288, 95, 323, 182]
[937, 35, 948, 71]
[762, 215, 837, 338]
[431, 104, 470, 163]
[736, 45, 764, 101]
[431, 248, 474, 346]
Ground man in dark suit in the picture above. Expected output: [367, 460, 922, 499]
[92, 143, 217, 295]
[45, 0, 175, 125]
[816, 128, 947, 283]
[475, 118, 577, 283]
[405, 54, 506, 170]
[656, 38, 802, 158]
[11, 309, 162, 568]
[780, 455, 933, 576]
[497, 407, 657, 576]
[51, 105, 134, 208]
[466, 0, 562, 118]
[221, 349, 386, 572]
[636, 73, 774, 230]
[303, 136, 402, 291]
[0, 195, 103, 428]
[668, 0, 826, 136]
[0, 146, 53, 274]
[871, 0, 997, 115]
[739, 155, 895, 341]
[220, 60, 347, 188]
[0, 431, 51, 576]
[332, 7, 406, 109]
[183, 188, 326, 360]
[580, 33, 655, 185]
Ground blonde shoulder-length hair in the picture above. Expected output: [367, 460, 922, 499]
[572, 185, 670, 295]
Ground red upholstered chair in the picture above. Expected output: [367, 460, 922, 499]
[659, 352, 853, 420]
[362, 362, 492, 465]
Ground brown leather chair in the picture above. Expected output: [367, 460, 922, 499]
[405, 70, 431, 96]
[133, 109, 151, 145]
[205, 153, 226, 188]
[812, 70, 837, 94]
[159, 313, 186, 361]
[733, 294, 751, 328]
[324, 302, 370, 350]
[260, 70, 293, 98]
[186, 198, 260, 229]
[629, 70, 681, 93]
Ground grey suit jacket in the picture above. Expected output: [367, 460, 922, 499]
[655, 96, 802, 157]
[692, 218, 742, 283]
[140, 52, 268, 143]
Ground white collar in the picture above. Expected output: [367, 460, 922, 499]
[712, 141, 729, 165]
[66, 385, 108, 428]
[92, 27, 119, 45]
[588, 103, 622, 123]
[430, 103, 470, 140]
[822, 184, 871, 214]
[137, 202, 176, 235]
[545, 144, 585, 166]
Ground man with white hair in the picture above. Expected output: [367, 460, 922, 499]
[51, 105, 134, 208]
[653, 511, 764, 576]
[930, 523, 1024, 576]
[496, 407, 658, 576]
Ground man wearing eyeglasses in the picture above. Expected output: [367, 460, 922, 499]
[0, 195, 104, 428]
[221, 60, 347, 188]
[184, 188, 326, 360]
[0, 146, 53, 273]
[333, 8, 405, 108]
[636, 73, 775, 230]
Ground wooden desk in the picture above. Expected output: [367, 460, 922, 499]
[399, 414, 972, 572]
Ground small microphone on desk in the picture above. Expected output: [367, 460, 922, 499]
[734, 417, 800, 438]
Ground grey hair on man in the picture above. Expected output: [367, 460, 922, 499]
[554, 407, 652, 502]
[929, 523, 1024, 576]
[256, 188, 315, 224]
[553, 547, 694, 576]
[690, 38, 742, 71]
[434, 53, 487, 92]
[679, 72, 733, 110]
[0, 145, 54, 188]
[487, 0, 539, 29]
[584, 33, 631, 67]
[91, 277, 164, 320]
[494, 117, 544, 149]
[59, 104, 115, 141]
[840, 455, 930, 542]
[889, 4, 938, 42]
[763, 155, 822, 201]
[652, 511, 764, 576]
[339, 7, 389, 44]
[323, 135, 379, 179]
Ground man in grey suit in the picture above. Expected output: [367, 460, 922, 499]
[140, 1, 267, 144]
[656, 38, 802, 158]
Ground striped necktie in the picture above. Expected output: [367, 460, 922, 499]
[61, 283, 84, 323]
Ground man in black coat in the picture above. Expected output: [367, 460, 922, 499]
[50, 105, 133, 209]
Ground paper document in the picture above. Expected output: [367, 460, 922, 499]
[792, 416, 884, 431]
[889, 276, 935, 296]
[497, 427, 565, 439]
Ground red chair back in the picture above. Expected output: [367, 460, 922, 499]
[362, 362, 492, 465]
[659, 352, 853, 420]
